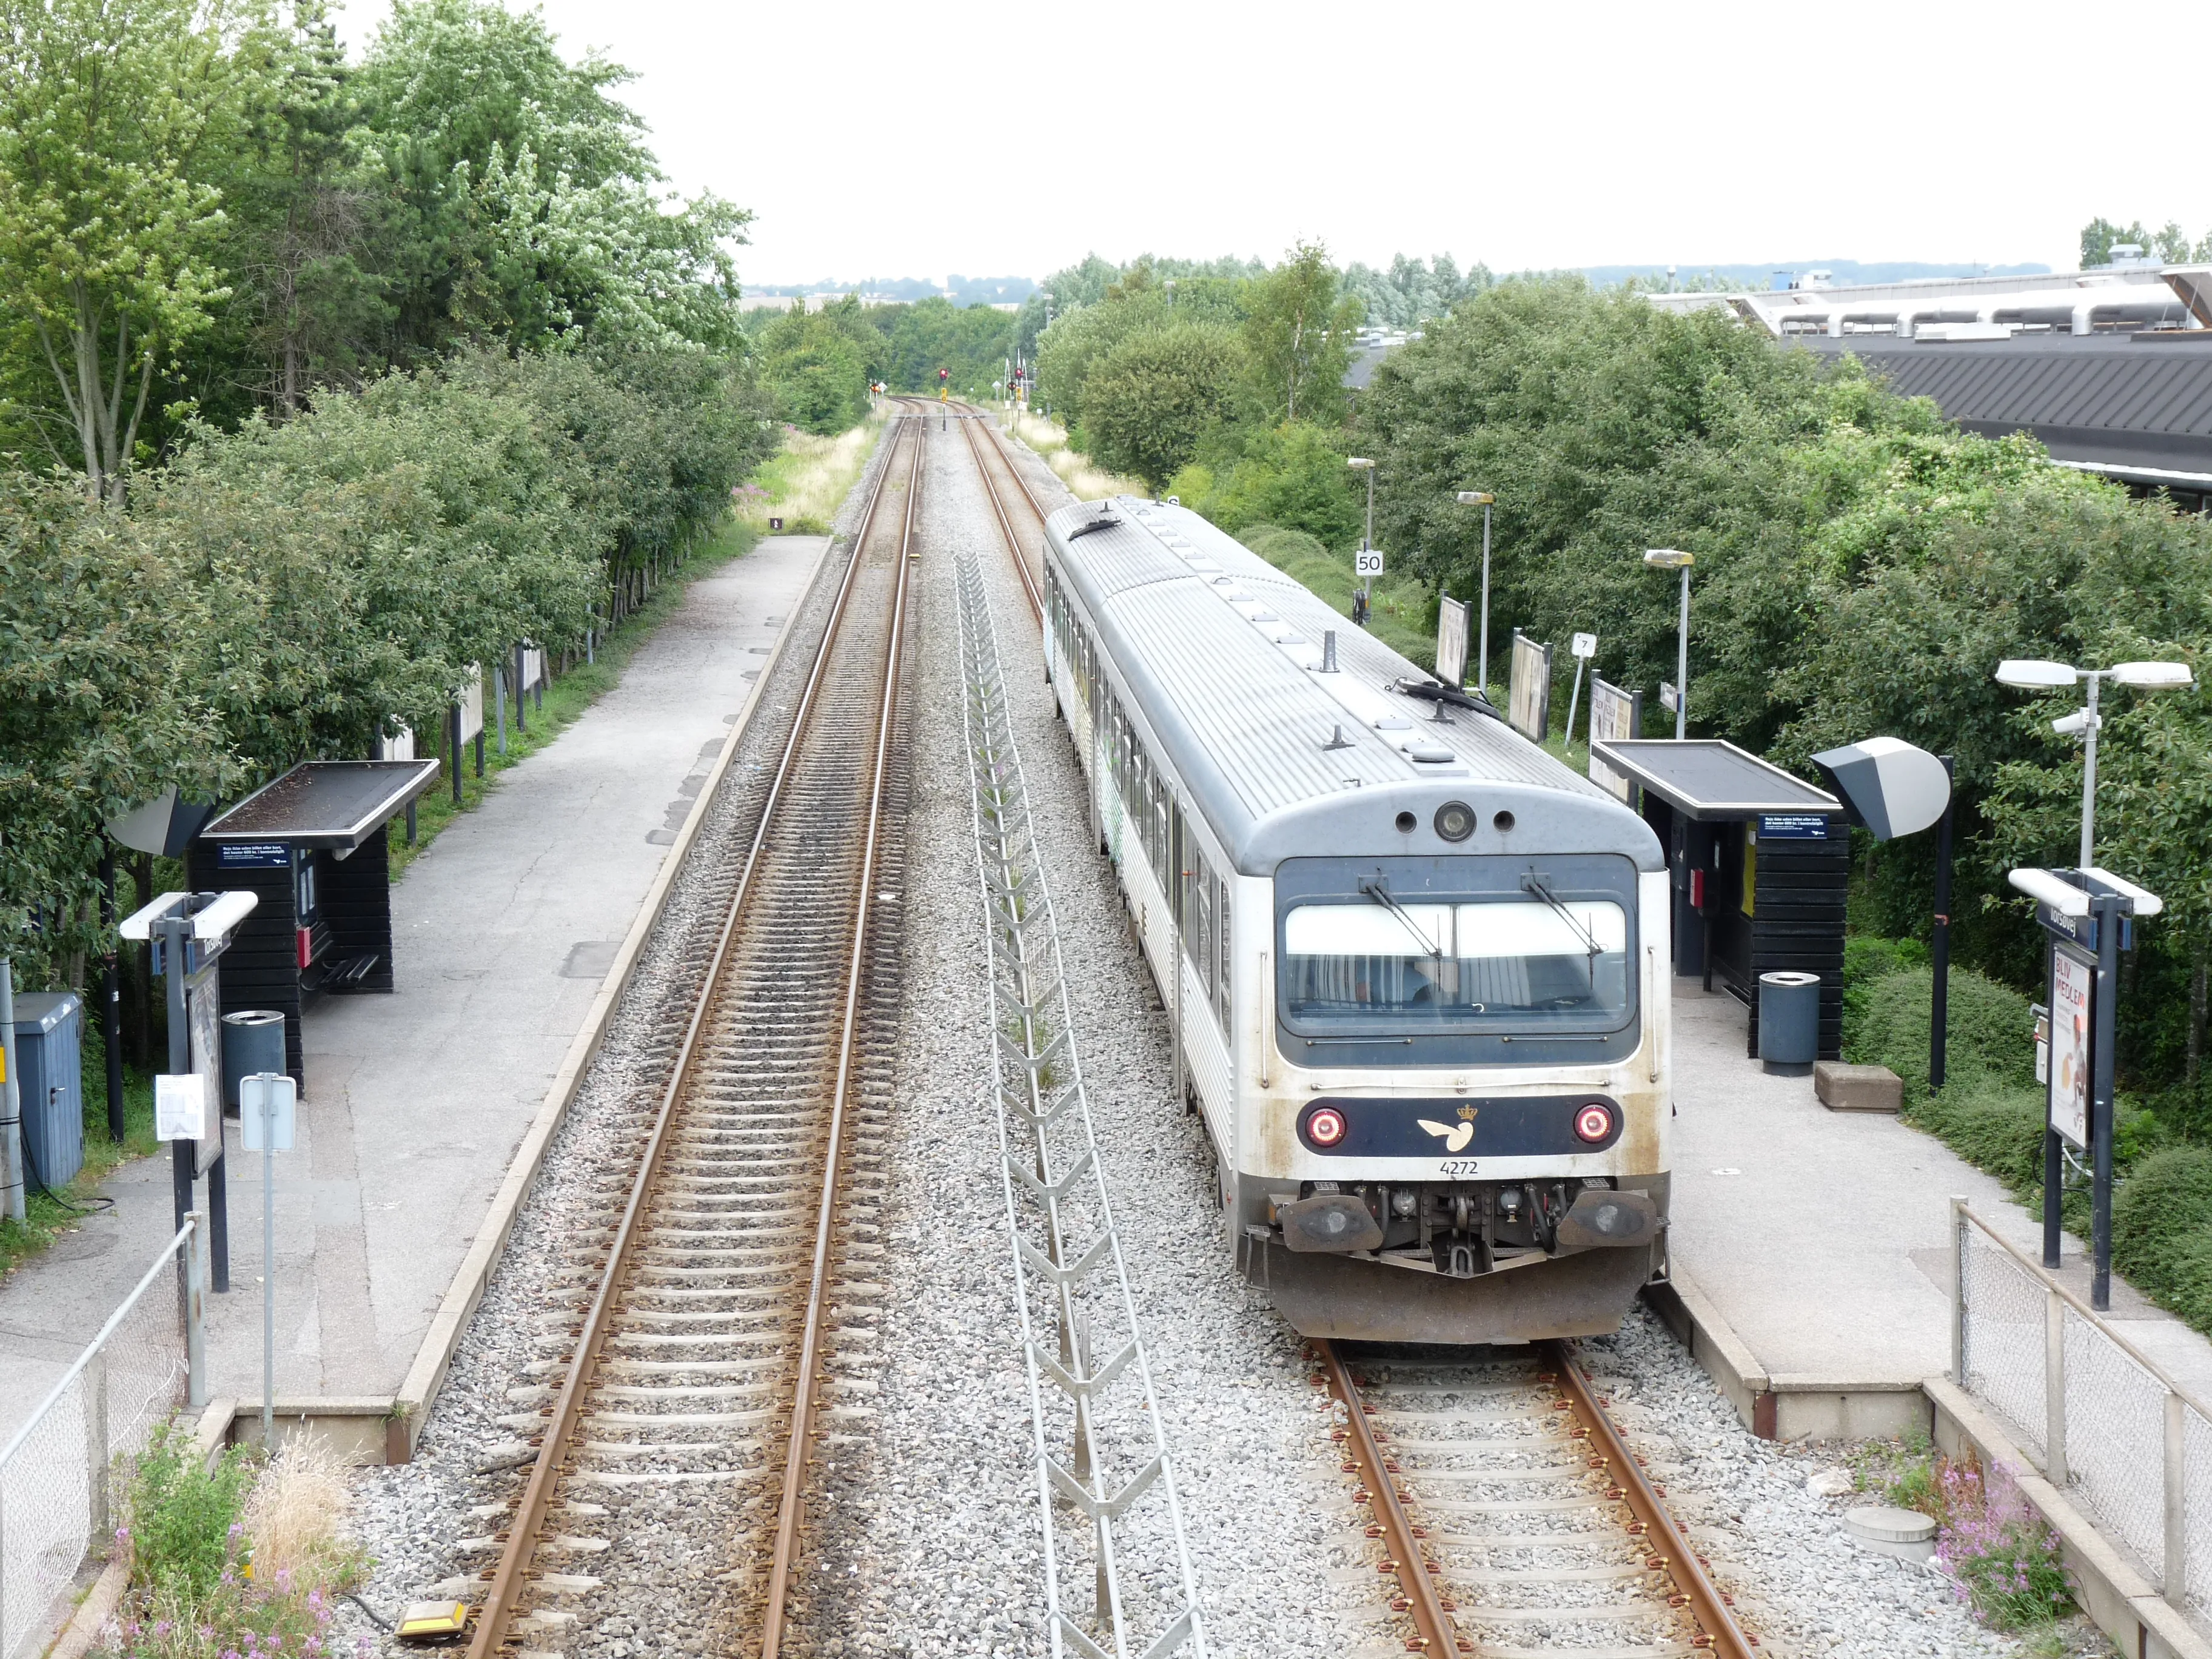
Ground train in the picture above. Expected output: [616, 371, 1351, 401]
[1041, 497, 1671, 1344]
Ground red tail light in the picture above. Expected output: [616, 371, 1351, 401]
[1574, 1103, 1614, 1144]
[1306, 1106, 1347, 1147]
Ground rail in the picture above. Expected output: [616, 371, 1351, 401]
[464, 415, 922, 1659]
[1952, 1199, 2212, 1635]
[1322, 1341, 1760, 1657]
[0, 1216, 205, 1659]
[958, 410, 1046, 625]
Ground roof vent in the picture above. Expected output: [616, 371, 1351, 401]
[1321, 630, 1339, 672]
[1322, 725, 1354, 752]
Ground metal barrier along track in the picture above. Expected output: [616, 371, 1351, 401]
[464, 415, 923, 1659]
[1315, 1340, 1758, 1659]
[954, 540, 1208, 1659]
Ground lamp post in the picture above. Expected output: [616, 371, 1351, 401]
[1456, 491, 1495, 697]
[1644, 549, 1695, 739]
[1993, 658, 2195, 868]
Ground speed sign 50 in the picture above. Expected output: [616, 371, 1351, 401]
[1353, 548, 1386, 578]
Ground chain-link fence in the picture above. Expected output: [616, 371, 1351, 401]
[0, 1218, 204, 1659]
[1952, 1202, 2210, 1638]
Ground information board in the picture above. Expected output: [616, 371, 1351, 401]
[1586, 676, 1641, 803]
[2049, 948, 2093, 1149]
[1436, 596, 1470, 689]
[1507, 629, 1552, 743]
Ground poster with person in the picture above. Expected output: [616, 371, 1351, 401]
[2049, 948, 2093, 1148]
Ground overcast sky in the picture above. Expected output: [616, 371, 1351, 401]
[336, 0, 2208, 288]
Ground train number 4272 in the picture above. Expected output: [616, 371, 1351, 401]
[1439, 1159, 1480, 1179]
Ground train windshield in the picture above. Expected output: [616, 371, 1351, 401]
[1281, 894, 1632, 1033]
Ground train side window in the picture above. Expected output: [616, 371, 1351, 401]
[1192, 854, 1214, 997]
[1215, 877, 1232, 1032]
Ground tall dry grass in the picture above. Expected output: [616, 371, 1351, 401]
[732, 414, 883, 535]
[1006, 411, 1141, 501]
[242, 1433, 354, 1586]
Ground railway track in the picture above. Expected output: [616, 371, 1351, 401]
[461, 413, 923, 1659]
[956, 406, 1050, 618]
[1315, 1338, 1758, 1659]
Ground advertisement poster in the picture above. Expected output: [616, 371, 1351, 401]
[2049, 949, 2093, 1148]
[1435, 597, 1470, 689]
[1587, 678, 1641, 804]
[1507, 629, 1552, 743]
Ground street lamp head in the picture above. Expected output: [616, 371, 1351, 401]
[1643, 548, 1693, 569]
[1347, 457, 1376, 471]
[1456, 491, 1493, 504]
[1994, 659, 2079, 689]
[2106, 660, 2195, 689]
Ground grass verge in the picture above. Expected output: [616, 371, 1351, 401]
[1236, 523, 1435, 670]
[1005, 411, 1142, 500]
[732, 415, 883, 537]
[386, 512, 760, 882]
[96, 1429, 368, 1658]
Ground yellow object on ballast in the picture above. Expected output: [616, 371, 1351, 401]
[396, 1601, 472, 1641]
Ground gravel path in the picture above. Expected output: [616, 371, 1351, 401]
[338, 417, 2115, 1659]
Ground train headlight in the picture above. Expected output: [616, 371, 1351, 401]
[1574, 1103, 1615, 1144]
[1434, 800, 1476, 842]
[1305, 1105, 1348, 1148]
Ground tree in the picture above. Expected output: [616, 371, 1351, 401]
[0, 472, 233, 970]
[352, 0, 746, 358]
[1082, 323, 1246, 492]
[1242, 241, 1362, 424]
[0, 0, 267, 502]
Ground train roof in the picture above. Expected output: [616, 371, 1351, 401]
[1045, 498, 1662, 876]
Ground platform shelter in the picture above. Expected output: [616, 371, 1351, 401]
[1590, 739, 1848, 1059]
[187, 760, 441, 1086]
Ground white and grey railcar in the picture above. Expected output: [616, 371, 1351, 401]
[1041, 497, 1671, 1344]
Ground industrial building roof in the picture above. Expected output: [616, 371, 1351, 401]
[1647, 266, 2212, 488]
[1801, 332, 2212, 481]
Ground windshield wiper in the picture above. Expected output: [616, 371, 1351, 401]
[1358, 876, 1443, 963]
[1520, 873, 1602, 984]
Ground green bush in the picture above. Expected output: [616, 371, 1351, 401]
[127, 1425, 253, 1598]
[1848, 962, 2050, 1199]
[1845, 965, 2035, 1101]
[2114, 1146, 2212, 1332]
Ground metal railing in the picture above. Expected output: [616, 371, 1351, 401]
[1952, 1200, 2210, 1635]
[0, 1215, 206, 1659]
[957, 550, 1208, 1659]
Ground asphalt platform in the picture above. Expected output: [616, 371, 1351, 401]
[0, 536, 826, 1444]
[1665, 980, 2212, 1413]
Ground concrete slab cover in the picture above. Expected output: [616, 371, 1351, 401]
[0, 536, 828, 1440]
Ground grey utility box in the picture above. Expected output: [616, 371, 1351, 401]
[1758, 971, 1822, 1075]
[11, 992, 84, 1189]
[221, 1010, 286, 1110]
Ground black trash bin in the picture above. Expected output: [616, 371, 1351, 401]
[221, 1010, 287, 1110]
[1758, 971, 1822, 1075]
